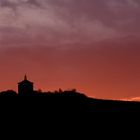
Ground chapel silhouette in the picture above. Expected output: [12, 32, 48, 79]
[18, 75, 34, 95]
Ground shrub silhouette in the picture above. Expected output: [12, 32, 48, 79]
[0, 89, 140, 113]
[0, 90, 17, 96]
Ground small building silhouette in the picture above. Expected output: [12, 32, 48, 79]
[18, 75, 34, 95]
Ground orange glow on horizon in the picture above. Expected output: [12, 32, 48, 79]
[0, 41, 140, 100]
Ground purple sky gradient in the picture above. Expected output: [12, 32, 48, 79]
[0, 0, 140, 99]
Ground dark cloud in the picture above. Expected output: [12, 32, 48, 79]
[0, 0, 140, 47]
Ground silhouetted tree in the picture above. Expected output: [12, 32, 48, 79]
[0, 90, 17, 96]
[0, 88, 140, 113]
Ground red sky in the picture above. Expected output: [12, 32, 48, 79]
[0, 0, 140, 99]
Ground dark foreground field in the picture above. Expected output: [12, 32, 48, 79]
[0, 90, 139, 136]
[0, 90, 140, 114]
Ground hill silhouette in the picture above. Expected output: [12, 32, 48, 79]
[0, 89, 140, 113]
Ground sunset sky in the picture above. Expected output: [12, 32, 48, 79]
[0, 0, 140, 100]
